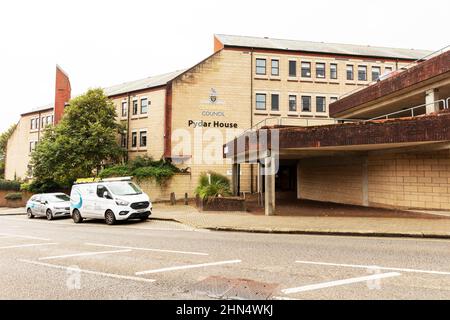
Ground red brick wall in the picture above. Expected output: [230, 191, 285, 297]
[54, 66, 71, 124]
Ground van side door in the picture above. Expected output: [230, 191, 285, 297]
[95, 185, 113, 218]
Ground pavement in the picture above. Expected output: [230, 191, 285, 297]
[151, 204, 450, 239]
[2, 212, 450, 299]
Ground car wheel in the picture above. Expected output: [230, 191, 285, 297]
[72, 209, 83, 224]
[46, 209, 53, 221]
[105, 210, 116, 225]
[27, 208, 34, 219]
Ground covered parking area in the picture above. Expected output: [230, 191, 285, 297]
[224, 112, 450, 216]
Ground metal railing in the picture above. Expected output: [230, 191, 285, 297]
[368, 99, 447, 121]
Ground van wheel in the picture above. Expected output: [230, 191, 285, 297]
[72, 209, 83, 223]
[46, 209, 53, 221]
[27, 208, 34, 219]
[105, 210, 116, 225]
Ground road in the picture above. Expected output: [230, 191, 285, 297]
[1, 210, 450, 300]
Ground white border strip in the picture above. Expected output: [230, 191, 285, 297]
[136, 260, 242, 275]
[85, 243, 208, 256]
[296, 260, 450, 276]
[20, 259, 156, 283]
[38, 249, 132, 261]
[0, 243, 58, 250]
[282, 272, 401, 294]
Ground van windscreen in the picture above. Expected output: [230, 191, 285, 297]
[107, 182, 143, 196]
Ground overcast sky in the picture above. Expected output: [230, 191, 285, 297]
[0, 0, 448, 132]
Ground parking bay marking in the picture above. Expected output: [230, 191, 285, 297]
[0, 243, 58, 250]
[19, 259, 156, 283]
[0, 233, 51, 241]
[296, 260, 450, 276]
[135, 259, 242, 275]
[85, 243, 209, 256]
[38, 249, 132, 261]
[281, 272, 401, 295]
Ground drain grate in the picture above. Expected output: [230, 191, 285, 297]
[192, 276, 279, 300]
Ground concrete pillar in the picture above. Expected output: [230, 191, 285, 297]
[257, 163, 263, 206]
[231, 163, 240, 196]
[296, 161, 301, 200]
[362, 156, 369, 207]
[425, 89, 440, 114]
[264, 156, 276, 216]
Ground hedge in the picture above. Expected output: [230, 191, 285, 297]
[4, 192, 23, 201]
[0, 180, 21, 191]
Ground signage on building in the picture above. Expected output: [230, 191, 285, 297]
[188, 120, 238, 129]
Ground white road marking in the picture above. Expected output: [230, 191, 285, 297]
[0, 243, 58, 250]
[296, 260, 450, 276]
[272, 296, 299, 300]
[19, 259, 156, 283]
[0, 233, 51, 241]
[38, 249, 132, 261]
[135, 259, 242, 275]
[85, 242, 209, 256]
[282, 272, 401, 294]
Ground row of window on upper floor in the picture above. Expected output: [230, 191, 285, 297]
[120, 129, 147, 149]
[255, 93, 338, 114]
[30, 115, 53, 131]
[255, 58, 393, 82]
[120, 98, 150, 118]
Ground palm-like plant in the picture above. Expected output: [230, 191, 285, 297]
[195, 172, 231, 200]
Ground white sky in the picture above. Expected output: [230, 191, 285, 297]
[0, 0, 448, 132]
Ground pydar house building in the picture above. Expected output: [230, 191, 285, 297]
[5, 34, 434, 205]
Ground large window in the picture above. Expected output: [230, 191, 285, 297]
[141, 98, 148, 114]
[346, 65, 354, 80]
[289, 95, 297, 112]
[316, 96, 326, 113]
[255, 93, 266, 110]
[46, 116, 52, 126]
[271, 60, 279, 76]
[29, 141, 37, 153]
[301, 62, 311, 78]
[372, 66, 381, 81]
[30, 119, 35, 130]
[140, 130, 147, 148]
[358, 65, 367, 81]
[120, 133, 127, 148]
[256, 58, 266, 75]
[271, 94, 279, 111]
[121, 101, 128, 117]
[316, 63, 326, 78]
[330, 64, 338, 79]
[385, 66, 393, 74]
[131, 132, 137, 148]
[132, 100, 138, 115]
[289, 60, 297, 77]
[301, 96, 311, 112]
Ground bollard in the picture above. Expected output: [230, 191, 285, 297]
[170, 192, 176, 205]
[184, 193, 188, 205]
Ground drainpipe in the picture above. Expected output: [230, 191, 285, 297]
[125, 93, 131, 163]
[37, 111, 41, 142]
[250, 48, 255, 193]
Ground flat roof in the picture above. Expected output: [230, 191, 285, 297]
[215, 34, 433, 60]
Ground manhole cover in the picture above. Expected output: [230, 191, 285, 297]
[192, 276, 279, 300]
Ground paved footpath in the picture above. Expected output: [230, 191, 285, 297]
[152, 204, 450, 239]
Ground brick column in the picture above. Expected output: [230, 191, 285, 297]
[264, 156, 276, 216]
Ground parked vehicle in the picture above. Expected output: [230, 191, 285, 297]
[26, 193, 71, 220]
[70, 177, 152, 225]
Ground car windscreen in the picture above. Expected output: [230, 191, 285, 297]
[106, 182, 143, 196]
[45, 194, 70, 202]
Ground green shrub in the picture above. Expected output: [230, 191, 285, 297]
[25, 179, 62, 193]
[133, 166, 175, 184]
[5, 192, 22, 201]
[195, 172, 231, 200]
[98, 165, 131, 179]
[0, 179, 21, 191]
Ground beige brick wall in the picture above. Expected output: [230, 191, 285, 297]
[298, 156, 364, 206]
[136, 174, 193, 202]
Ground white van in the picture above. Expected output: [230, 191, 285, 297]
[70, 177, 152, 225]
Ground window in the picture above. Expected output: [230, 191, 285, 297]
[29, 141, 36, 153]
[301, 96, 311, 112]
[96, 185, 110, 198]
[316, 96, 326, 113]
[301, 62, 311, 77]
[255, 93, 266, 110]
[256, 58, 266, 75]
[140, 130, 147, 148]
[316, 63, 326, 78]
[30, 119, 35, 130]
[120, 133, 127, 148]
[289, 60, 297, 77]
[140, 98, 148, 114]
[121, 101, 128, 117]
[372, 66, 381, 81]
[131, 132, 137, 148]
[132, 100, 138, 115]
[46, 116, 52, 126]
[330, 64, 338, 79]
[271, 60, 279, 76]
[358, 65, 367, 81]
[385, 66, 393, 74]
[289, 95, 297, 112]
[41, 117, 45, 128]
[330, 97, 338, 104]
[346, 65, 354, 80]
[271, 94, 279, 111]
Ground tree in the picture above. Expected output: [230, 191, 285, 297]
[0, 124, 17, 179]
[30, 88, 125, 190]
